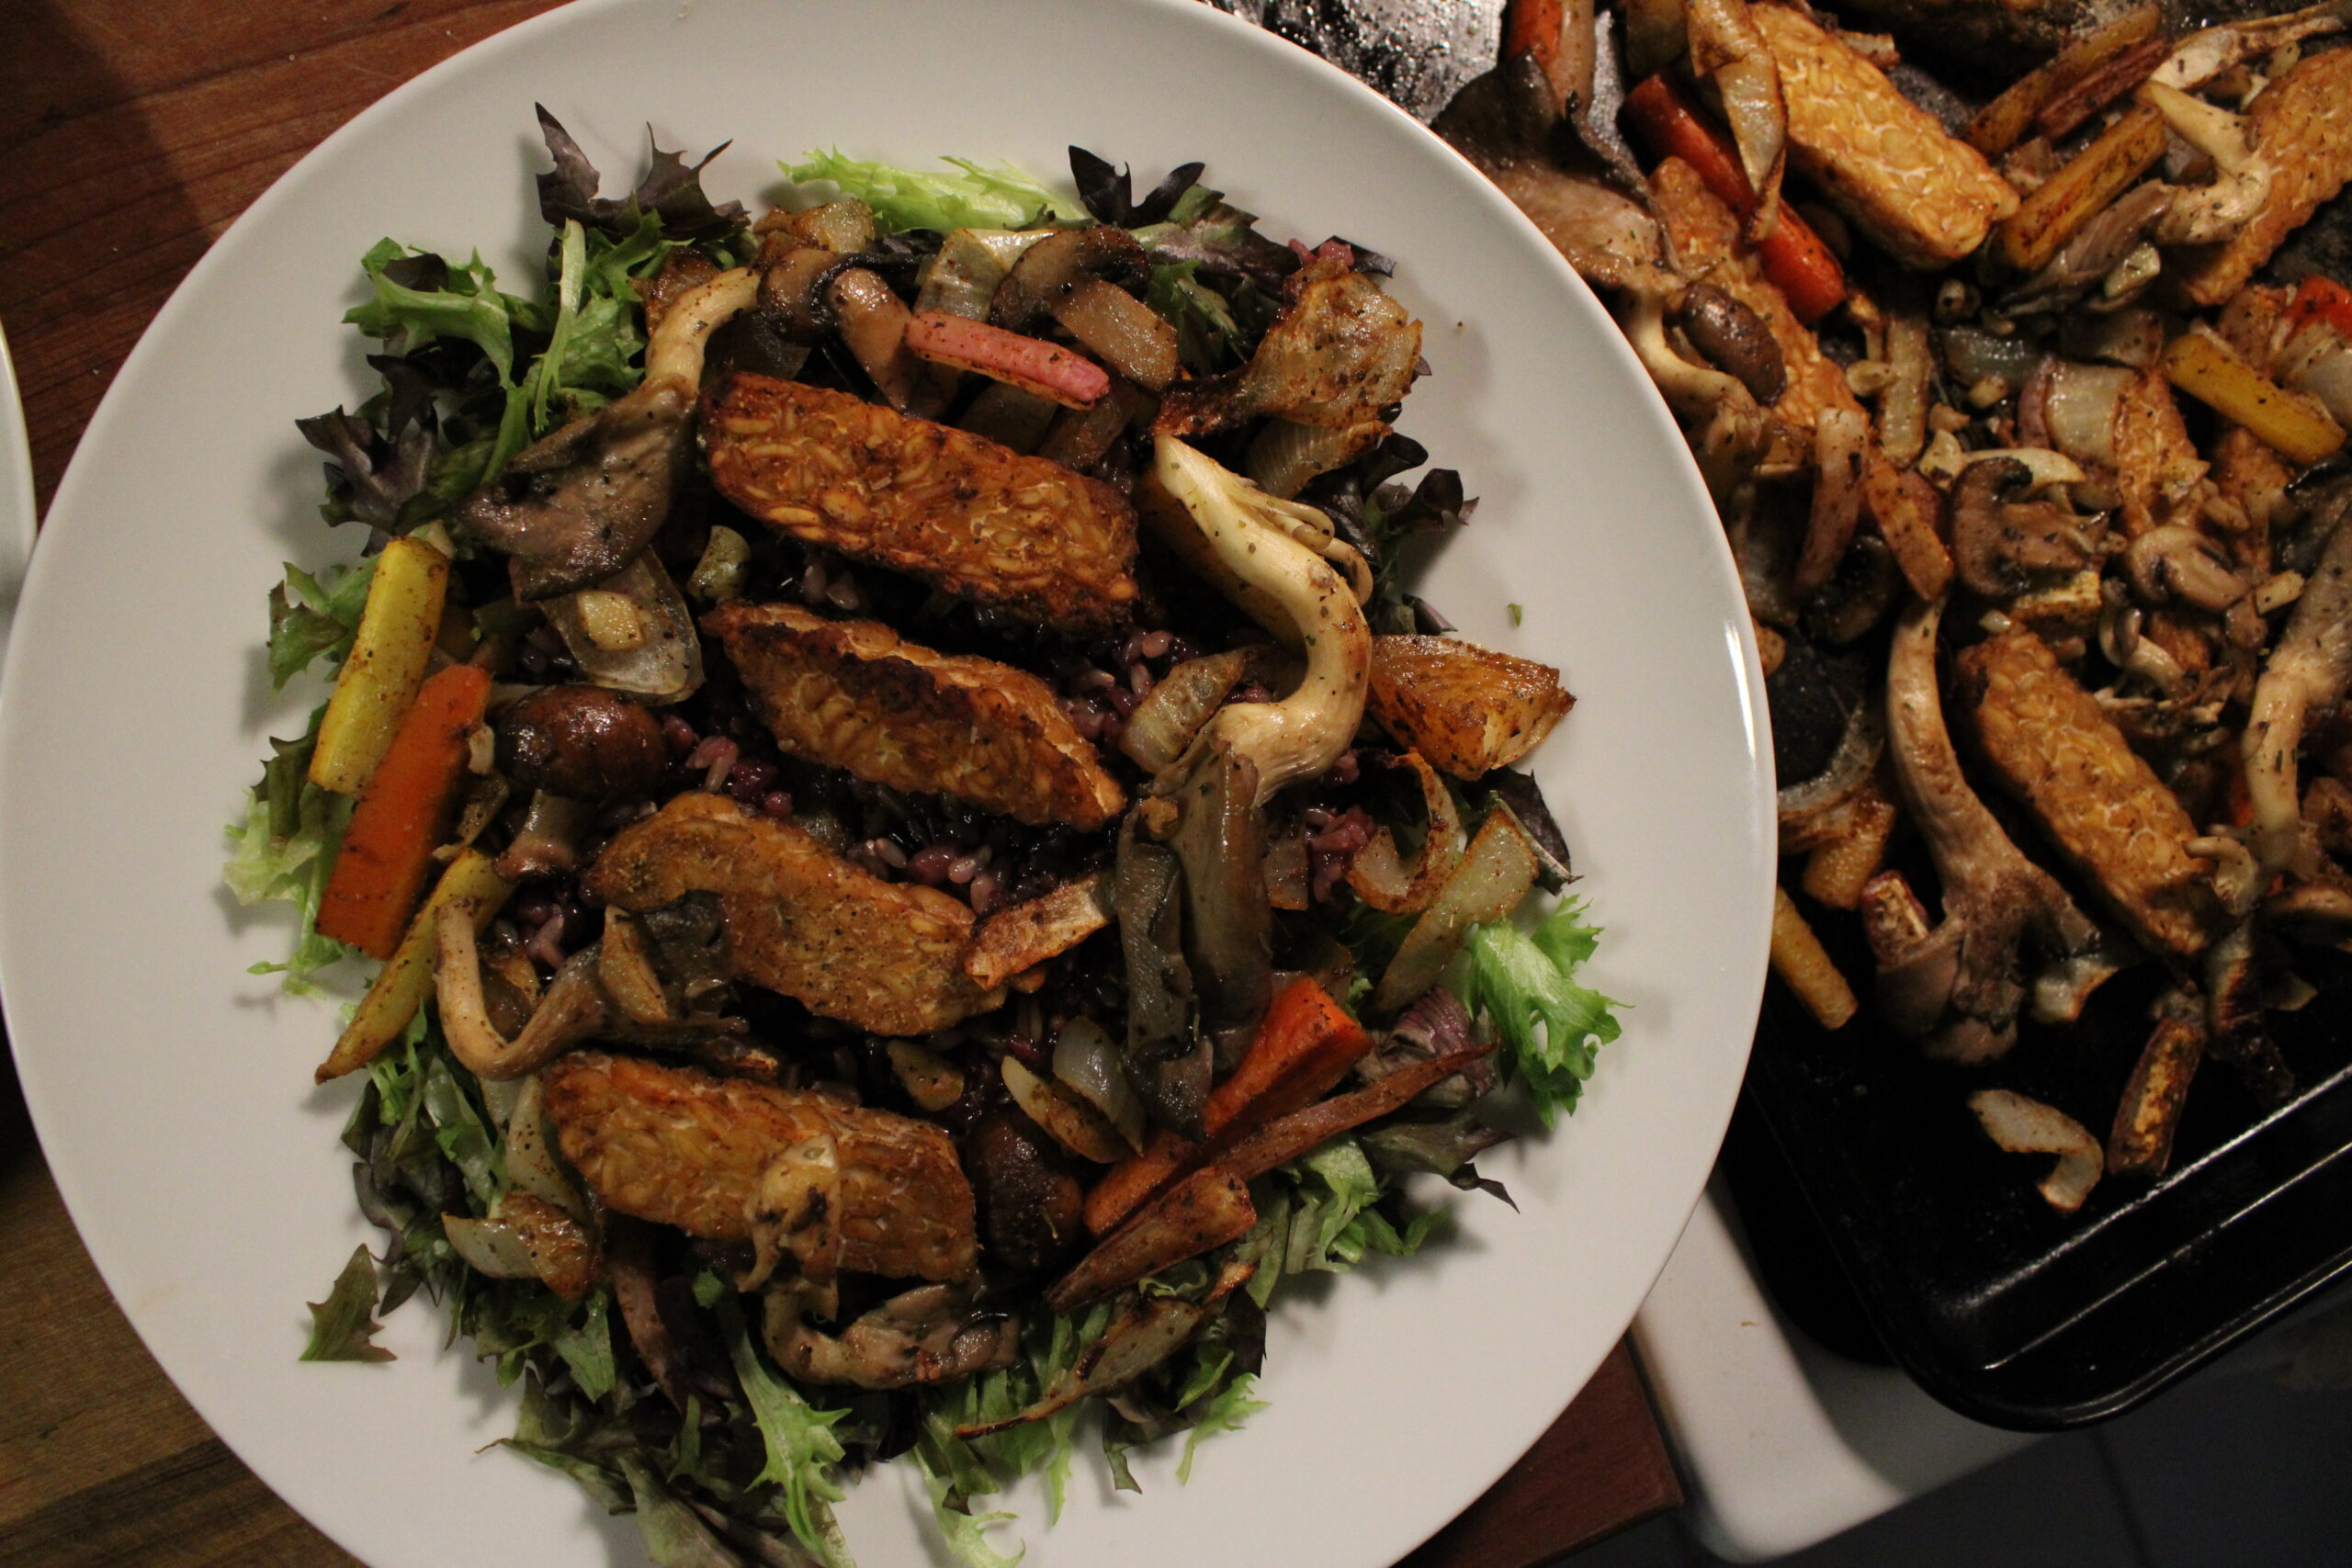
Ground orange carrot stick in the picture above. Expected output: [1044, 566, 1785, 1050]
[316, 662, 492, 962]
[1204, 976, 1372, 1139]
[1218, 1045, 1497, 1183]
[1082, 977, 1374, 1235]
[1623, 73, 1848, 325]
[1504, 0, 1567, 90]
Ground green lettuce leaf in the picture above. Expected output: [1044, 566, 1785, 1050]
[916, 1450, 1025, 1568]
[786, 150, 1081, 232]
[718, 1298, 852, 1560]
[345, 241, 533, 381]
[1450, 898, 1623, 1124]
[224, 767, 357, 996]
[267, 558, 376, 690]
[300, 1244, 394, 1362]
[1176, 1374, 1267, 1483]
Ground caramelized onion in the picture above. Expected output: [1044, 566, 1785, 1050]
[2042, 362, 2135, 468]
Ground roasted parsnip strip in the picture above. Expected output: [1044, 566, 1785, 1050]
[1770, 885, 1859, 1029]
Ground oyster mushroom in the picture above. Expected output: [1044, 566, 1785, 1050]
[2138, 82, 2275, 249]
[2124, 525, 2249, 614]
[762, 1280, 1017, 1391]
[1881, 599, 2114, 1061]
[432, 903, 746, 1079]
[2245, 502, 2352, 887]
[1139, 435, 1372, 805]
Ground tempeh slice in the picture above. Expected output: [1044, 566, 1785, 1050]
[703, 372, 1140, 633]
[705, 601, 1124, 829]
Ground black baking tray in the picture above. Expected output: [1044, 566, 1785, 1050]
[1734, 898, 2352, 1430]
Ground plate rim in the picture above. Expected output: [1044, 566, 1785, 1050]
[0, 1, 1774, 1562]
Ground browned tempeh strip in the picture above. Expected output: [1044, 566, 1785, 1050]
[587, 794, 1004, 1034]
[706, 602, 1125, 829]
[703, 372, 1141, 633]
[542, 1052, 978, 1281]
[2177, 49, 2352, 308]
[1956, 627, 2222, 959]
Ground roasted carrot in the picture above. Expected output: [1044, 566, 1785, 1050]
[1218, 1046, 1497, 1183]
[1623, 74, 1848, 324]
[1205, 976, 1372, 1140]
[1081, 976, 1374, 1235]
[2290, 276, 2352, 340]
[1047, 1167, 1258, 1314]
[1082, 1129, 1195, 1238]
[316, 662, 492, 961]
[1503, 0, 1565, 70]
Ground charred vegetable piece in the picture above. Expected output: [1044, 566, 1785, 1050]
[1046, 1167, 1256, 1314]
[1770, 885, 1858, 1028]
[1992, 106, 2167, 276]
[310, 536, 450, 796]
[1218, 1047, 1497, 1187]
[706, 600, 1125, 829]
[1969, 1088, 2104, 1213]
[1367, 636, 1573, 781]
[1373, 808, 1544, 1013]
[1113, 816, 1204, 1136]
[964, 873, 1113, 991]
[1345, 750, 1467, 914]
[2161, 331, 2346, 468]
[315, 848, 513, 1082]
[704, 371, 1140, 634]
[545, 1052, 979, 1282]
[588, 794, 1005, 1035]
[1082, 976, 1374, 1236]
[315, 663, 490, 961]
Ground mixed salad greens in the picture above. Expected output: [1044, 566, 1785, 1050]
[228, 118, 1620, 1568]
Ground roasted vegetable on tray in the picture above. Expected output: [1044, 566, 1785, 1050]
[229, 117, 1621, 1568]
[1448, 0, 2352, 1213]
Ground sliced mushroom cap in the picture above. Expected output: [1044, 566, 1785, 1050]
[1949, 457, 2102, 601]
[458, 377, 695, 602]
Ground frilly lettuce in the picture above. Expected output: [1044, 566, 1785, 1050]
[786, 150, 1083, 232]
[1451, 899, 1623, 1125]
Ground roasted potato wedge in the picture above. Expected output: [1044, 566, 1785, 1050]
[1366, 636, 1573, 780]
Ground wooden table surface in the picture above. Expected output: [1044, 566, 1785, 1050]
[0, 3, 1684, 1563]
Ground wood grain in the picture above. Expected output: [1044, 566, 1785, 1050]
[0, 2, 1684, 1563]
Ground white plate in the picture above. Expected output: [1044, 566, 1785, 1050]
[0, 318, 35, 664]
[0, 2, 1771, 1565]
